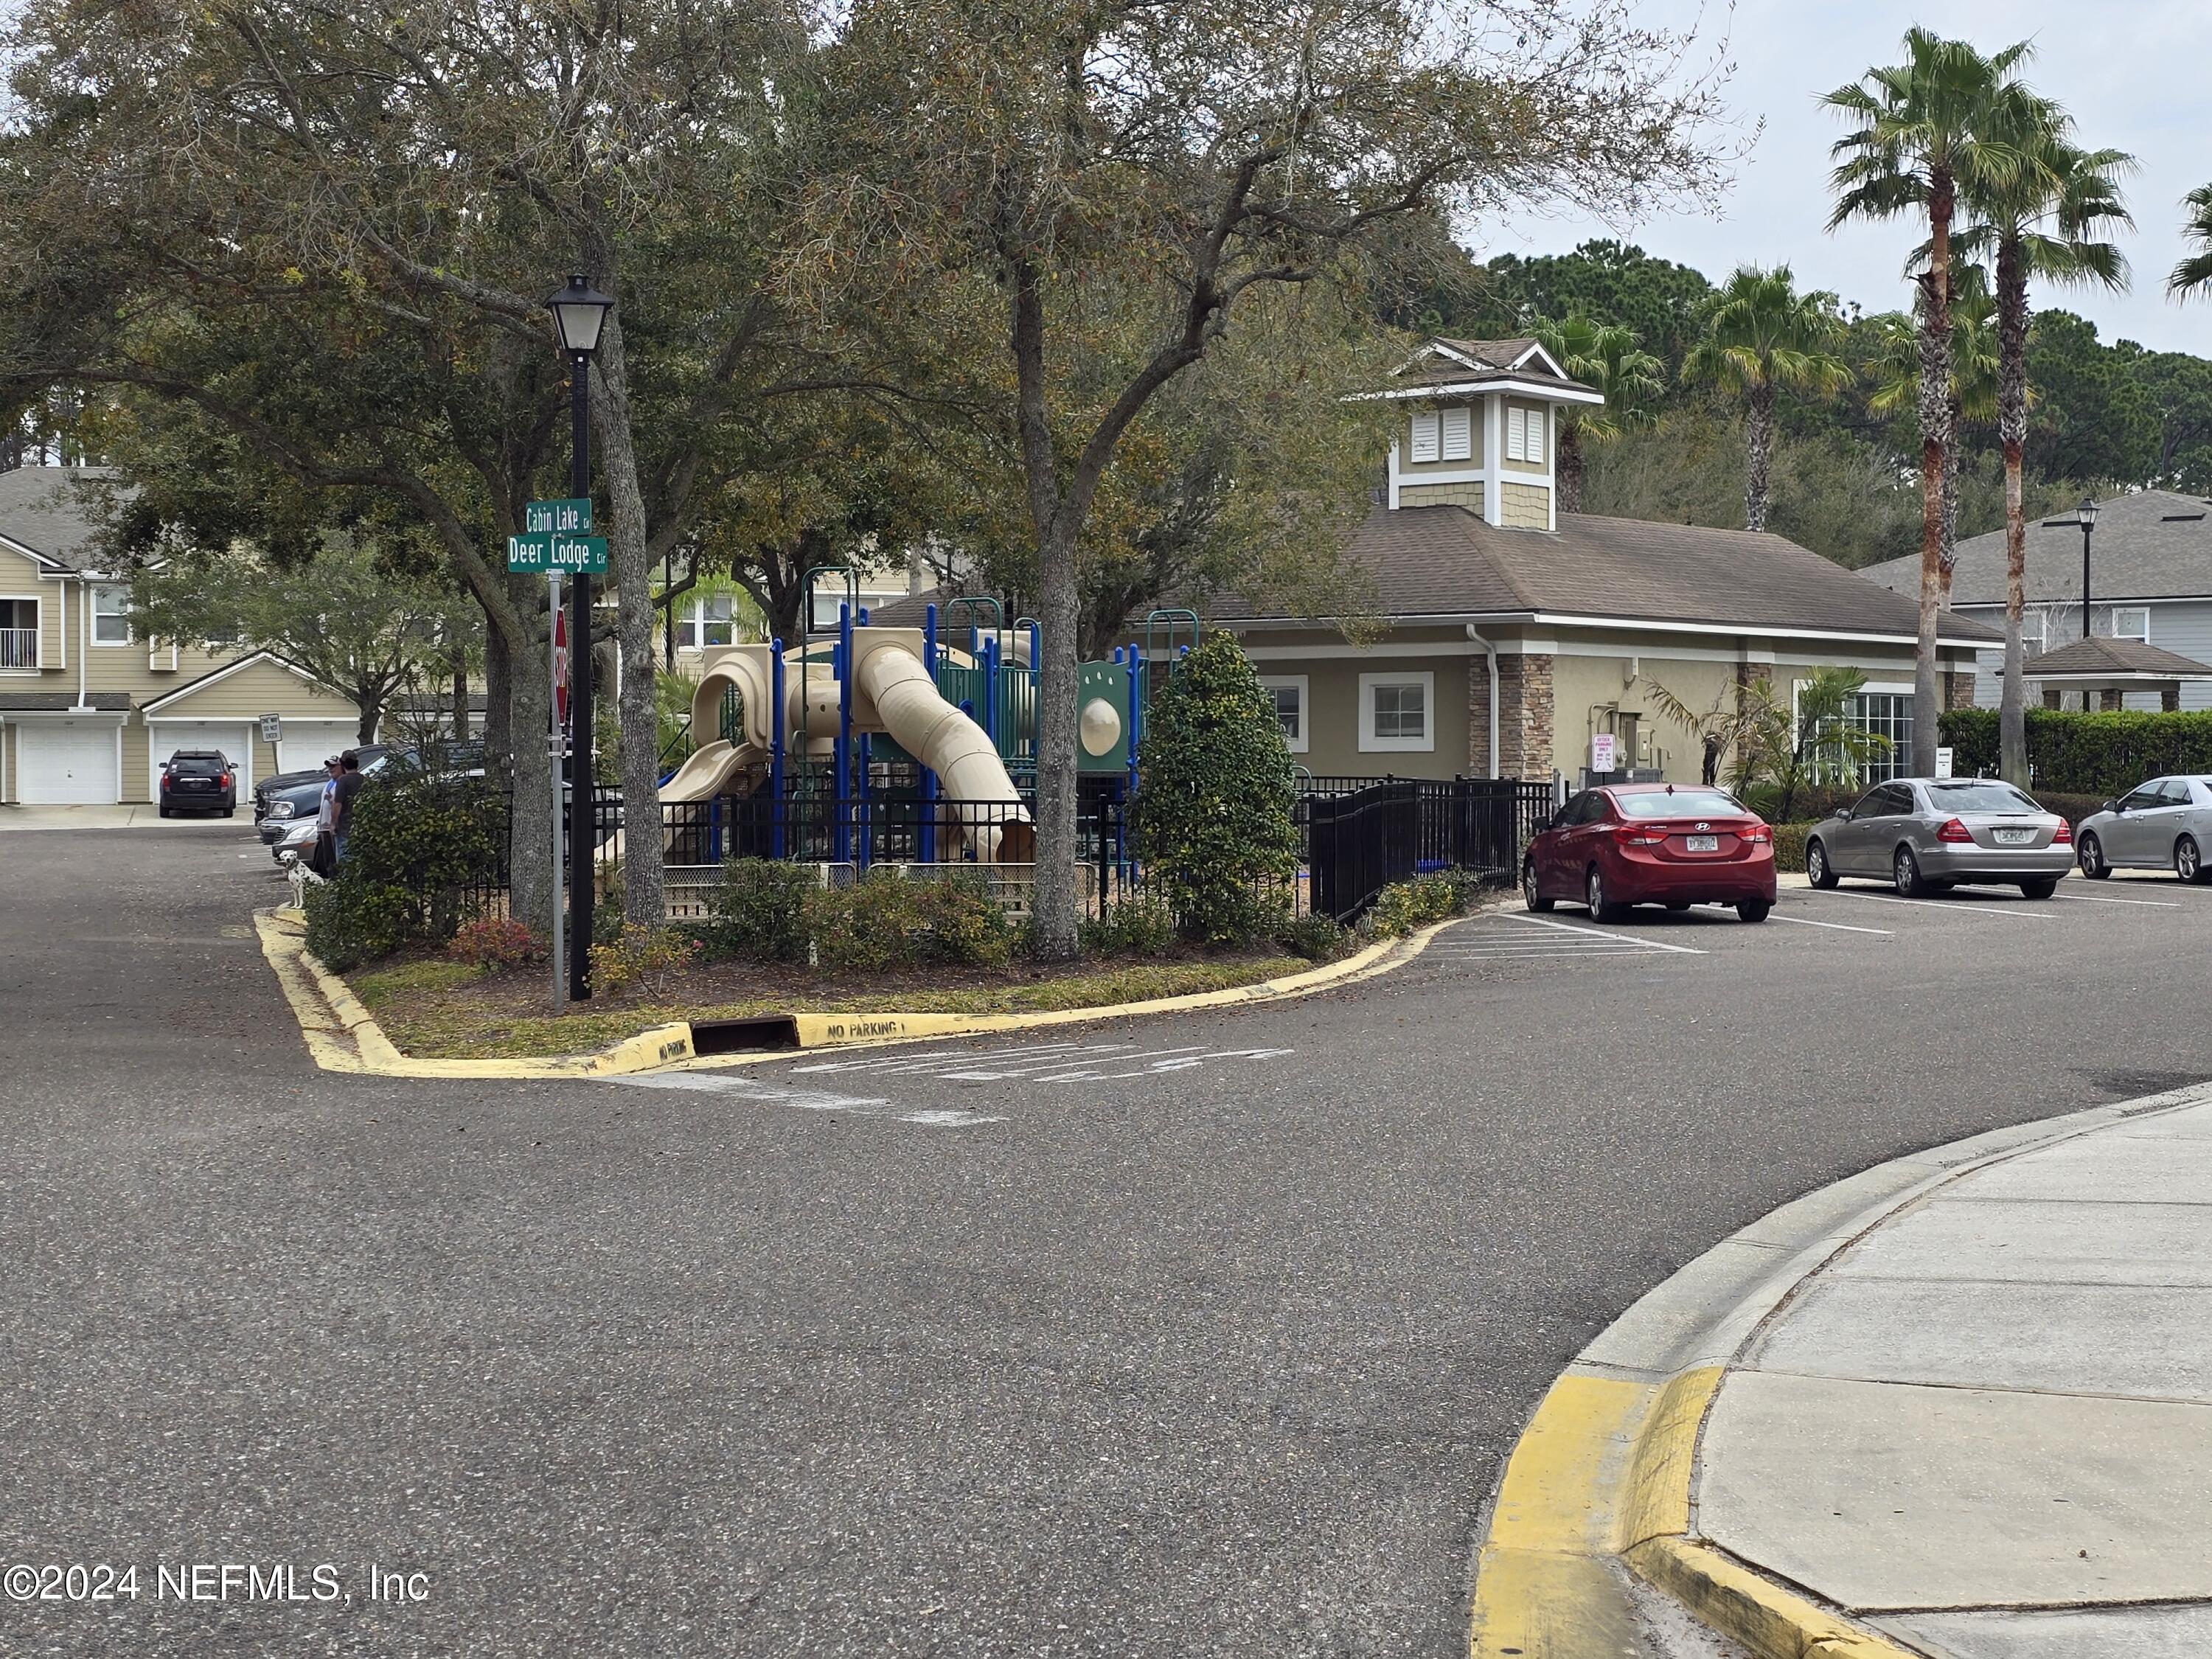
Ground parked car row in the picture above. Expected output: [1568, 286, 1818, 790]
[257, 741, 486, 860]
[1523, 769, 2212, 926]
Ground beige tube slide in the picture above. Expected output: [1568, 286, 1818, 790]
[855, 644, 1034, 863]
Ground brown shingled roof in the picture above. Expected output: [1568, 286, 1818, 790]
[1206, 506, 2002, 642]
[2023, 636, 2212, 678]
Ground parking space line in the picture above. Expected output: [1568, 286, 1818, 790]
[1702, 904, 1892, 935]
[1802, 888, 2054, 919]
[1505, 913, 1708, 955]
[2054, 891, 2182, 908]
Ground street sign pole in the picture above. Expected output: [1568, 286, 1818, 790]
[566, 354, 595, 1001]
[549, 572, 566, 1008]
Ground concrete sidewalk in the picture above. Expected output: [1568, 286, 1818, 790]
[0, 804, 246, 830]
[1695, 1095, 2212, 1658]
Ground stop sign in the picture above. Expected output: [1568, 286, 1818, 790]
[552, 597, 570, 728]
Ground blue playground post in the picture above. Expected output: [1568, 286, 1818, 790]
[835, 602, 854, 864]
[919, 605, 939, 863]
[769, 639, 787, 860]
[982, 633, 1001, 748]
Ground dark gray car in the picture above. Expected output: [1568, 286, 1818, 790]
[1806, 777, 2074, 898]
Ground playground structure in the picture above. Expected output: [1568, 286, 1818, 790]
[653, 575, 1195, 882]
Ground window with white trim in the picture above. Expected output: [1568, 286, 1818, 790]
[1408, 410, 1440, 464]
[2108, 606, 2149, 642]
[1258, 675, 1307, 753]
[677, 594, 735, 650]
[91, 584, 131, 644]
[1439, 404, 1472, 462]
[0, 596, 38, 669]
[1524, 406, 1545, 464]
[1359, 671, 1433, 753]
[1506, 406, 1545, 464]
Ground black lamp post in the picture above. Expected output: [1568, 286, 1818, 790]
[548, 274, 613, 1002]
[2076, 495, 2098, 641]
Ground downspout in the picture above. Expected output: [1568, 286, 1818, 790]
[76, 576, 88, 709]
[1464, 624, 1499, 778]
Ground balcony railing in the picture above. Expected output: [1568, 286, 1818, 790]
[0, 627, 38, 669]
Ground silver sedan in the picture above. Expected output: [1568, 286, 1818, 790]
[1806, 778, 2075, 898]
[2075, 776, 2212, 883]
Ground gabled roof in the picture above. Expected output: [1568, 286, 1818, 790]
[1205, 506, 2001, 644]
[1861, 490, 2212, 605]
[0, 465, 118, 572]
[2022, 636, 2212, 680]
[1385, 338, 1604, 405]
[139, 648, 355, 714]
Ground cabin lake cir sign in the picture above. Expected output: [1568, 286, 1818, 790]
[507, 498, 605, 574]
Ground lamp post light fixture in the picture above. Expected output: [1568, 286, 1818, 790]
[548, 274, 614, 1001]
[2076, 495, 2100, 711]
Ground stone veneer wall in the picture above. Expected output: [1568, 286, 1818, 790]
[1467, 656, 1492, 774]
[1943, 670, 1975, 710]
[1398, 481, 1484, 513]
[1496, 653, 1554, 780]
[1498, 481, 1550, 529]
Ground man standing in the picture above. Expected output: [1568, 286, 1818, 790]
[332, 750, 366, 864]
[310, 756, 341, 877]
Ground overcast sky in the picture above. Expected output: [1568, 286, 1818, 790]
[1478, 1, 2212, 355]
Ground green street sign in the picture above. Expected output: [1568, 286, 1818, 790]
[525, 497, 593, 535]
[507, 532, 608, 574]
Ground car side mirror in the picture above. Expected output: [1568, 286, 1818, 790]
[1837, 807, 1854, 821]
[2099, 799, 2115, 814]
[2109, 800, 2125, 814]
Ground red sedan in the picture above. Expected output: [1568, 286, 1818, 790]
[1523, 784, 1775, 923]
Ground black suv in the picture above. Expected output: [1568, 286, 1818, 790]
[159, 751, 237, 818]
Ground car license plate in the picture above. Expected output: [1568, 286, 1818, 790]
[1686, 834, 1719, 852]
[1994, 828, 2035, 846]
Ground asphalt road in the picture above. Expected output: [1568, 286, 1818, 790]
[1, 827, 2208, 1657]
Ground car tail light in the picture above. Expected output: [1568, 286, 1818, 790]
[1613, 824, 1663, 846]
[1742, 824, 1771, 844]
[1936, 817, 1974, 844]
[2053, 819, 2073, 844]
[217, 772, 231, 787]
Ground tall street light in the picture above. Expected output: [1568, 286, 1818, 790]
[549, 274, 613, 1002]
[2076, 495, 2099, 712]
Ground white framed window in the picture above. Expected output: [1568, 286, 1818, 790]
[677, 594, 736, 650]
[2108, 606, 2149, 642]
[1505, 406, 1545, 464]
[1439, 404, 1472, 462]
[1524, 406, 1545, 464]
[1408, 409, 1440, 464]
[1358, 670, 1433, 753]
[1258, 675, 1308, 754]
[91, 584, 132, 645]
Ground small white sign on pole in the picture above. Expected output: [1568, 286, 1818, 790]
[259, 713, 282, 745]
[1590, 732, 1618, 775]
[1934, 745, 1955, 779]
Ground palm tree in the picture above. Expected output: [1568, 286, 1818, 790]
[1826, 29, 2035, 776]
[1863, 263, 2003, 604]
[2169, 184, 2212, 298]
[1679, 265, 1853, 532]
[1964, 122, 2132, 785]
[1526, 311, 1664, 514]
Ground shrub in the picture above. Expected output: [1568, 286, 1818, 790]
[1768, 823, 1812, 874]
[592, 867, 627, 946]
[588, 923, 701, 997]
[808, 874, 921, 973]
[908, 871, 1015, 968]
[1275, 911, 1352, 962]
[302, 773, 504, 969]
[1360, 872, 1470, 939]
[1128, 633, 1301, 945]
[1080, 897, 1179, 957]
[1940, 708, 2212, 796]
[702, 858, 815, 962]
[448, 916, 546, 970]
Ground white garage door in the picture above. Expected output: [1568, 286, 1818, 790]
[277, 720, 360, 775]
[150, 720, 255, 797]
[17, 720, 120, 804]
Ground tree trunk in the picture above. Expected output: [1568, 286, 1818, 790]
[501, 577, 554, 937]
[451, 650, 468, 742]
[1995, 233, 2031, 786]
[1911, 170, 1954, 779]
[591, 313, 666, 929]
[1940, 389, 1961, 611]
[1744, 381, 1775, 532]
[484, 602, 512, 786]
[1032, 516, 1082, 960]
[1557, 423, 1585, 515]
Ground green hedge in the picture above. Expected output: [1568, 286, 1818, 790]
[1940, 709, 2212, 796]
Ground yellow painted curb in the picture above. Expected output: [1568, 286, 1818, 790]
[255, 908, 1462, 1081]
[1468, 1361, 1921, 1659]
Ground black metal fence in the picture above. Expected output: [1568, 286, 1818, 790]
[1305, 777, 1557, 923]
